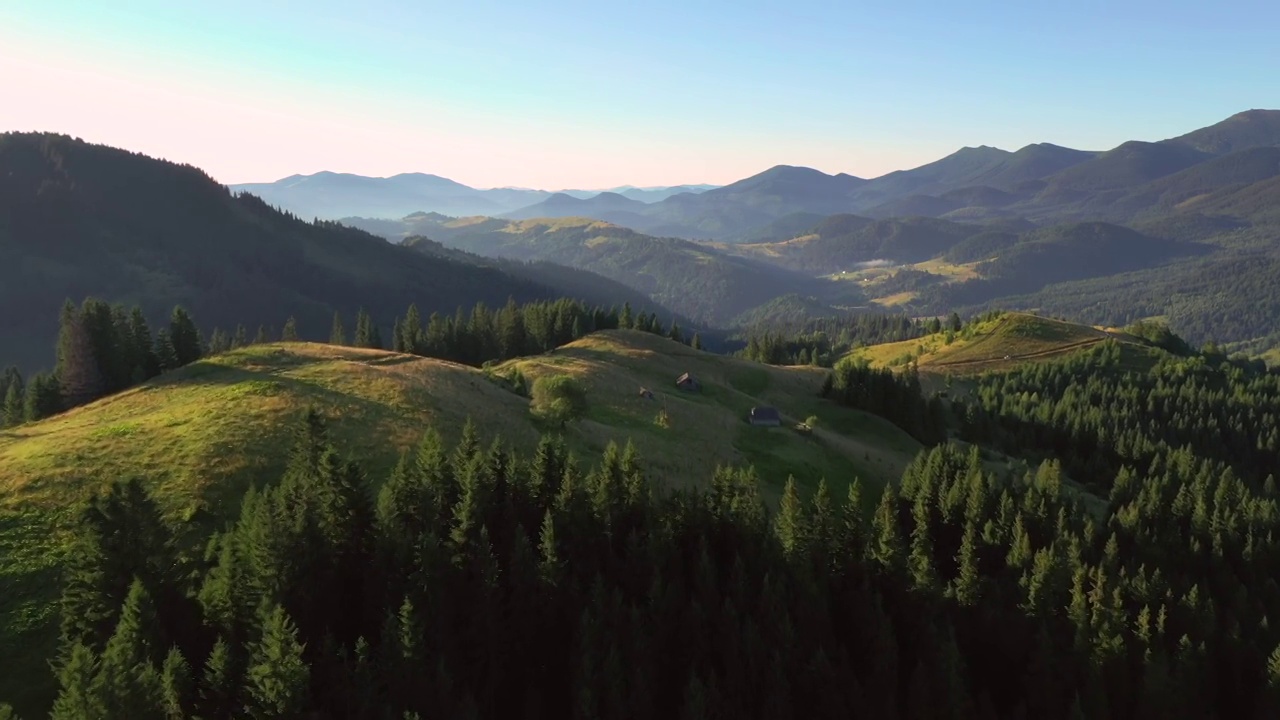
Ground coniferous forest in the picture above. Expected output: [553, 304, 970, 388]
[9, 348, 1280, 719]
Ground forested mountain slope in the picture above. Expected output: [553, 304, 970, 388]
[0, 134, 564, 373]
[347, 216, 846, 325]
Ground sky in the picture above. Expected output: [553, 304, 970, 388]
[2, 1, 1277, 189]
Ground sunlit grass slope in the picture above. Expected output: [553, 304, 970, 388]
[0, 332, 921, 713]
[846, 312, 1157, 374]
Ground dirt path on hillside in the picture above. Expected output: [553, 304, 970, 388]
[928, 337, 1107, 369]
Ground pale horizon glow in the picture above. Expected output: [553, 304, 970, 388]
[2, 1, 1277, 189]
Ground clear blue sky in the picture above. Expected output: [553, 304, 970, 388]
[2, 0, 1276, 188]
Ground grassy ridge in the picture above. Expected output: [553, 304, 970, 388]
[0, 331, 920, 713]
[845, 312, 1158, 374]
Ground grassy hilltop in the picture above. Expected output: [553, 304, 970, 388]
[845, 312, 1161, 375]
[0, 330, 918, 713]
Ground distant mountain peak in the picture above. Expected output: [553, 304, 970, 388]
[1166, 109, 1280, 155]
[956, 145, 1010, 155]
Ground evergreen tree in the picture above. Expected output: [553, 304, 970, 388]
[355, 308, 382, 349]
[953, 520, 981, 605]
[56, 299, 105, 407]
[870, 484, 905, 574]
[404, 304, 423, 354]
[329, 312, 346, 346]
[245, 604, 310, 719]
[499, 298, 526, 359]
[50, 643, 104, 720]
[254, 325, 270, 345]
[281, 316, 299, 342]
[3, 376, 24, 427]
[774, 476, 807, 558]
[232, 324, 249, 349]
[24, 372, 62, 421]
[153, 329, 179, 372]
[127, 307, 160, 381]
[169, 307, 202, 366]
[92, 579, 165, 719]
[199, 637, 240, 720]
[159, 647, 193, 720]
[207, 328, 230, 356]
[908, 493, 937, 591]
[691, 333, 703, 350]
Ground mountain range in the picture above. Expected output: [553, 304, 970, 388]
[228, 173, 718, 219]
[341, 109, 1280, 352]
[4, 109, 1280, 372]
[313, 110, 1280, 242]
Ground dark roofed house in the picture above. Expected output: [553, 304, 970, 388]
[675, 372, 701, 392]
[639, 387, 655, 400]
[749, 406, 781, 427]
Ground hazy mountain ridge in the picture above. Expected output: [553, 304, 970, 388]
[230, 173, 718, 220]
[344, 215, 858, 324]
[237, 110, 1280, 242]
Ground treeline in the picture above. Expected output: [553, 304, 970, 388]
[821, 358, 948, 445]
[23, 413, 1280, 719]
[2, 297, 695, 428]
[0, 299, 205, 427]
[368, 298, 696, 368]
[954, 340, 1280, 489]
[737, 312, 974, 367]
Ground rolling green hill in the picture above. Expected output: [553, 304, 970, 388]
[845, 312, 1157, 375]
[0, 331, 921, 712]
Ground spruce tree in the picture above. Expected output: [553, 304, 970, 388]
[774, 476, 807, 558]
[355, 308, 372, 348]
[50, 643, 105, 720]
[691, 333, 703, 350]
[233, 325, 248, 348]
[153, 329, 179, 372]
[3, 377, 23, 427]
[392, 316, 406, 353]
[207, 328, 230, 356]
[329, 312, 346, 346]
[169, 307, 202, 366]
[246, 604, 310, 719]
[56, 298, 105, 407]
[199, 637, 240, 720]
[128, 307, 160, 381]
[159, 647, 192, 720]
[953, 520, 981, 605]
[908, 493, 937, 591]
[92, 579, 166, 719]
[281, 316, 299, 342]
[254, 325, 270, 345]
[870, 484, 905, 574]
[404, 304, 423, 354]
[499, 298, 526, 360]
[24, 372, 62, 421]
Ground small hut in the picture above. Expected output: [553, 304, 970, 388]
[639, 387, 655, 400]
[675, 372, 701, 392]
[749, 406, 781, 427]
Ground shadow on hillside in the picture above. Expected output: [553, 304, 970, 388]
[355, 354, 424, 367]
[157, 364, 432, 414]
